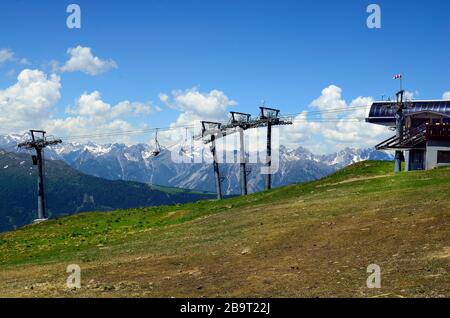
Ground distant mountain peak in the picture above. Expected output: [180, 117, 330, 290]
[0, 134, 393, 195]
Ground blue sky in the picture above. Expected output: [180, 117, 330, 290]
[0, 0, 449, 152]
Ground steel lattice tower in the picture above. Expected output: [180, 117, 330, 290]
[18, 130, 62, 220]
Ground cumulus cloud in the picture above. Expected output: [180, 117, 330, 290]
[443, 92, 450, 100]
[49, 91, 153, 142]
[0, 69, 61, 132]
[60, 46, 117, 76]
[0, 69, 153, 143]
[66, 91, 152, 118]
[68, 91, 110, 116]
[161, 88, 237, 122]
[311, 85, 347, 113]
[281, 85, 391, 154]
[156, 87, 237, 145]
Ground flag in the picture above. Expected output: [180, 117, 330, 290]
[393, 74, 402, 80]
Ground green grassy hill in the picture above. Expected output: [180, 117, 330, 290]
[0, 161, 449, 297]
[0, 150, 215, 232]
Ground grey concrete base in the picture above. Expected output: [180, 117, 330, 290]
[33, 218, 49, 224]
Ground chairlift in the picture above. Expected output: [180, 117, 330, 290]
[152, 129, 162, 157]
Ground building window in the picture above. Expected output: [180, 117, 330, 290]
[437, 151, 450, 164]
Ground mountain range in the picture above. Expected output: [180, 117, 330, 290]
[0, 150, 215, 232]
[0, 134, 393, 195]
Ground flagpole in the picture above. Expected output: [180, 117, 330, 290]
[393, 74, 403, 92]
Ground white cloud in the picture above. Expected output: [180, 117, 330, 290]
[404, 90, 418, 101]
[282, 85, 391, 154]
[158, 93, 169, 103]
[0, 69, 153, 143]
[66, 91, 152, 118]
[68, 91, 110, 116]
[48, 91, 153, 143]
[0, 49, 14, 64]
[60, 46, 117, 76]
[0, 48, 29, 66]
[160, 87, 237, 122]
[443, 91, 450, 100]
[112, 100, 153, 116]
[311, 85, 347, 114]
[156, 88, 236, 145]
[0, 69, 61, 132]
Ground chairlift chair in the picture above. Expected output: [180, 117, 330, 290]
[152, 129, 162, 157]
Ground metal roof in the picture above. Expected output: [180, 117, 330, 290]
[366, 100, 450, 126]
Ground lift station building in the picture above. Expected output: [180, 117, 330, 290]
[366, 100, 450, 171]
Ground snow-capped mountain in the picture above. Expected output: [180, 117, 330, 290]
[0, 134, 393, 195]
